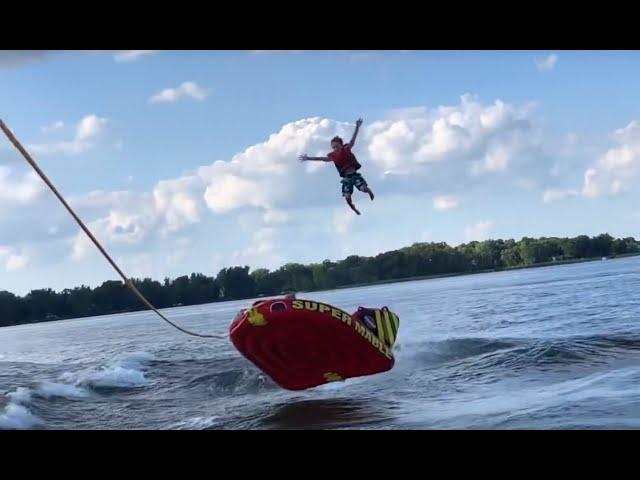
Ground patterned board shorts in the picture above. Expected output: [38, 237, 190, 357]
[341, 172, 368, 197]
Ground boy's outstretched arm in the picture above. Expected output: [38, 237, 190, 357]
[299, 154, 331, 162]
[348, 118, 363, 148]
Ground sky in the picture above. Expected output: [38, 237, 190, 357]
[1, 50, 639, 295]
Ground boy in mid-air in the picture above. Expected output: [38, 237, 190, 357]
[299, 118, 374, 215]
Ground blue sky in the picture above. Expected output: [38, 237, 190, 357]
[1, 50, 639, 295]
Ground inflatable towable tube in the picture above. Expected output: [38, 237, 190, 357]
[229, 296, 400, 390]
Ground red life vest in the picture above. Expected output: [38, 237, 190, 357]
[328, 144, 362, 177]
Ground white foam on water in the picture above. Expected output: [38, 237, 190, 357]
[7, 386, 32, 404]
[37, 382, 90, 399]
[167, 415, 220, 429]
[0, 387, 43, 430]
[60, 351, 155, 389]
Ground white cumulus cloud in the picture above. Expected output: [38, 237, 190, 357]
[69, 192, 158, 261]
[41, 121, 64, 134]
[0, 246, 30, 271]
[149, 81, 209, 104]
[263, 209, 290, 224]
[535, 54, 558, 71]
[28, 115, 108, 155]
[546, 121, 640, 202]
[0, 167, 45, 204]
[582, 121, 640, 197]
[433, 195, 459, 211]
[542, 189, 580, 203]
[332, 208, 356, 235]
[230, 227, 283, 269]
[464, 220, 495, 241]
[71, 211, 156, 261]
[0, 100, 569, 276]
[114, 50, 158, 62]
[365, 95, 543, 186]
[153, 177, 202, 232]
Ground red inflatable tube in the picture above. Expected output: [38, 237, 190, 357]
[229, 296, 400, 391]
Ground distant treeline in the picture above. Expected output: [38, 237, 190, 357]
[1, 233, 637, 327]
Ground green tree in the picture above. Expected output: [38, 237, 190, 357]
[216, 266, 256, 299]
[591, 233, 614, 257]
[0, 291, 24, 326]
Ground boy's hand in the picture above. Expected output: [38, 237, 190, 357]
[299, 154, 309, 161]
[356, 118, 363, 128]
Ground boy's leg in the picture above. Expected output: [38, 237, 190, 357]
[342, 177, 360, 215]
[345, 195, 361, 215]
[354, 174, 375, 201]
[363, 186, 374, 201]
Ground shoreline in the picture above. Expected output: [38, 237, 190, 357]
[312, 252, 640, 293]
[2, 252, 638, 329]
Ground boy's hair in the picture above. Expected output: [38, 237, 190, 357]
[331, 136, 344, 145]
